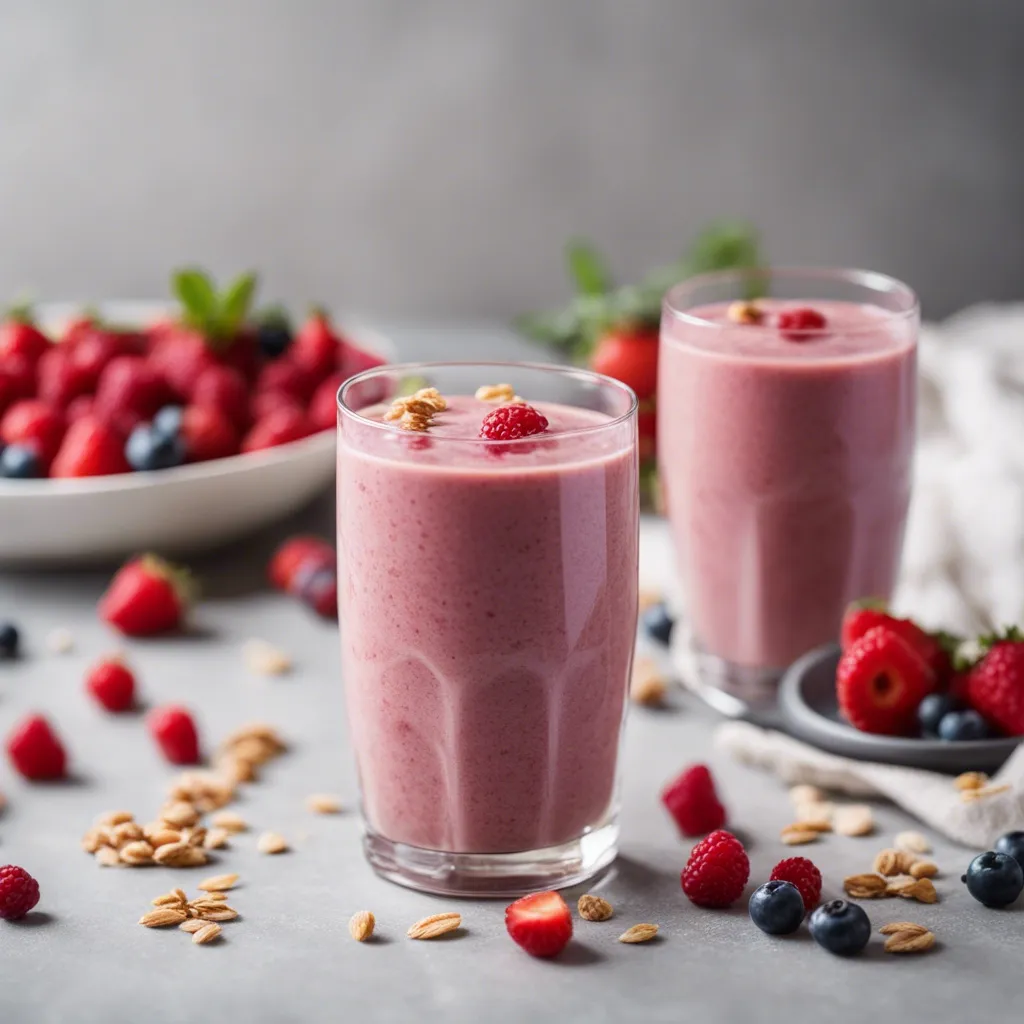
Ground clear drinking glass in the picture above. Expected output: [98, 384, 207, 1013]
[658, 268, 919, 716]
[337, 362, 639, 896]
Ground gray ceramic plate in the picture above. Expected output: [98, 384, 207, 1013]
[778, 644, 1020, 773]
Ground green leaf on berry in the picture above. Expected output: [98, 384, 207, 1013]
[173, 268, 219, 328]
[566, 239, 611, 297]
[220, 272, 258, 335]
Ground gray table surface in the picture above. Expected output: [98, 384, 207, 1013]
[0, 326, 1019, 1023]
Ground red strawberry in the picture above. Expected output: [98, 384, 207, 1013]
[98, 554, 192, 636]
[50, 416, 131, 478]
[338, 339, 386, 378]
[65, 394, 96, 424]
[504, 890, 572, 958]
[680, 829, 750, 908]
[836, 626, 936, 735]
[638, 405, 657, 461]
[661, 764, 727, 837]
[589, 327, 659, 401]
[148, 705, 200, 764]
[180, 404, 239, 462]
[242, 407, 311, 453]
[95, 355, 170, 429]
[0, 400, 66, 469]
[217, 331, 260, 382]
[965, 637, 1024, 736]
[147, 328, 217, 400]
[256, 360, 313, 403]
[840, 602, 951, 681]
[292, 310, 339, 382]
[85, 657, 136, 712]
[250, 390, 303, 422]
[192, 365, 250, 430]
[268, 536, 335, 592]
[69, 326, 131, 389]
[5, 714, 67, 780]
[36, 347, 91, 408]
[0, 317, 50, 366]
[309, 372, 345, 432]
[61, 313, 99, 346]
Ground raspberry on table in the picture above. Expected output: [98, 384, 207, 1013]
[479, 403, 549, 441]
[148, 705, 200, 765]
[661, 763, 727, 837]
[770, 856, 822, 912]
[5, 714, 67, 780]
[681, 829, 750, 908]
[0, 865, 40, 920]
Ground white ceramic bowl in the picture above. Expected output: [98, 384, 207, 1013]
[0, 302, 394, 565]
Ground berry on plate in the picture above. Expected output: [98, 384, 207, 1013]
[917, 693, 958, 737]
[85, 657, 137, 712]
[0, 312, 49, 366]
[661, 763, 727, 837]
[0, 865, 41, 920]
[242, 407, 311, 453]
[504, 890, 573, 958]
[255, 311, 293, 360]
[642, 602, 674, 645]
[0, 444, 42, 479]
[937, 708, 990, 741]
[964, 633, 1024, 736]
[256, 360, 313, 404]
[961, 851, 1024, 908]
[748, 880, 805, 936]
[191, 365, 250, 431]
[250, 389, 303, 423]
[769, 856, 822, 912]
[840, 601, 952, 681]
[37, 346, 91, 409]
[836, 625, 936, 735]
[309, 372, 345, 432]
[181, 405, 239, 462]
[0, 400, 66, 469]
[680, 829, 749, 908]
[777, 306, 828, 341]
[292, 310, 340, 382]
[268, 536, 335, 593]
[5, 714, 67, 780]
[152, 405, 184, 439]
[125, 423, 187, 472]
[70, 326, 132, 388]
[148, 327, 218, 401]
[94, 355, 170, 431]
[0, 621, 19, 659]
[148, 705, 200, 765]
[50, 416, 131, 478]
[807, 899, 871, 955]
[994, 831, 1024, 870]
[479, 404, 549, 441]
[99, 554, 192, 636]
[64, 394, 96, 424]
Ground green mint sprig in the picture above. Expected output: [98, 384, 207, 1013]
[172, 267, 258, 348]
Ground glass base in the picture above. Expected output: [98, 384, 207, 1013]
[363, 818, 619, 898]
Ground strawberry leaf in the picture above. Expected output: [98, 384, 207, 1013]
[173, 269, 219, 331]
[566, 240, 611, 297]
[220, 272, 258, 335]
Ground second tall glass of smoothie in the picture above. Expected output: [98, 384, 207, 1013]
[658, 268, 918, 713]
[338, 363, 638, 896]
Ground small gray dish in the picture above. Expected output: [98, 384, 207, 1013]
[778, 644, 1020, 774]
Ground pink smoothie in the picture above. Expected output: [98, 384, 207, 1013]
[658, 298, 917, 670]
[338, 395, 638, 854]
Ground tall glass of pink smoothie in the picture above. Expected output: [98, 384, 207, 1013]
[658, 268, 918, 715]
[338, 362, 638, 895]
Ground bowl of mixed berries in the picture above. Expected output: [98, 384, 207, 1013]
[0, 269, 392, 562]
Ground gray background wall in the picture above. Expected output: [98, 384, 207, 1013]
[0, 0, 1020, 322]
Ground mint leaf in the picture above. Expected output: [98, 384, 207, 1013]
[172, 268, 219, 329]
[685, 220, 760, 276]
[566, 239, 611, 297]
[220, 272, 258, 334]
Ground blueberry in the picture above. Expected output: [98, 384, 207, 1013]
[937, 709, 990, 741]
[152, 405, 184, 439]
[256, 315, 293, 359]
[125, 424, 186, 471]
[748, 880, 805, 936]
[918, 693, 958, 737]
[0, 444, 41, 479]
[0, 621, 19, 660]
[962, 851, 1024, 908]
[994, 831, 1024, 871]
[642, 602, 674, 645]
[808, 899, 871, 956]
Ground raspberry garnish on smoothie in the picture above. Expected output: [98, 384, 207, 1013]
[478, 403, 549, 440]
[776, 306, 828, 340]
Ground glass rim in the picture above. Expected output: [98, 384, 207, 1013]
[662, 265, 920, 334]
[337, 359, 639, 445]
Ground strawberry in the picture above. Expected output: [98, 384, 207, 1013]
[69, 325, 132, 389]
[0, 313, 50, 366]
[242, 407, 311, 453]
[95, 355, 170, 431]
[504, 890, 573, 958]
[292, 310, 339, 383]
[0, 400, 66, 469]
[180, 404, 239, 462]
[65, 394, 96, 423]
[98, 554, 192, 636]
[589, 326, 659, 401]
[217, 331, 260, 382]
[191, 365, 250, 430]
[36, 347, 91, 409]
[338, 338, 386, 379]
[147, 328, 218, 401]
[5, 714, 67, 780]
[836, 625, 936, 735]
[148, 705, 200, 764]
[269, 536, 335, 592]
[61, 313, 99, 347]
[50, 416, 130, 478]
[309, 372, 345, 432]
[965, 633, 1024, 736]
[840, 601, 952, 682]
[250, 389, 303, 423]
[256, 360, 313, 403]
[85, 657, 136, 712]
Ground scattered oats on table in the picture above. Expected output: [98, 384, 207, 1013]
[407, 912, 461, 940]
[833, 804, 874, 837]
[630, 657, 667, 707]
[577, 894, 614, 922]
[349, 911, 375, 942]
[306, 793, 342, 815]
[243, 638, 293, 676]
[618, 923, 659, 944]
[257, 831, 289, 855]
[46, 627, 75, 654]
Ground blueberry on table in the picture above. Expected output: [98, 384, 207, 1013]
[642, 602, 675, 645]
[0, 621, 19, 659]
[125, 424, 186, 471]
[993, 831, 1024, 871]
[808, 899, 871, 956]
[0, 444, 41, 479]
[918, 693, 957, 737]
[962, 851, 1024, 908]
[749, 880, 805, 936]
[152, 405, 184, 439]
[937, 709, 990, 741]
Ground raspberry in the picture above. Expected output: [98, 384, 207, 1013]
[85, 658, 136, 712]
[661, 764, 727, 836]
[479, 404, 549, 441]
[148, 705, 200, 765]
[0, 865, 40, 920]
[836, 625, 935, 735]
[840, 602, 952, 682]
[5, 715, 67, 780]
[681, 829, 750, 908]
[777, 306, 827, 341]
[770, 856, 822, 912]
